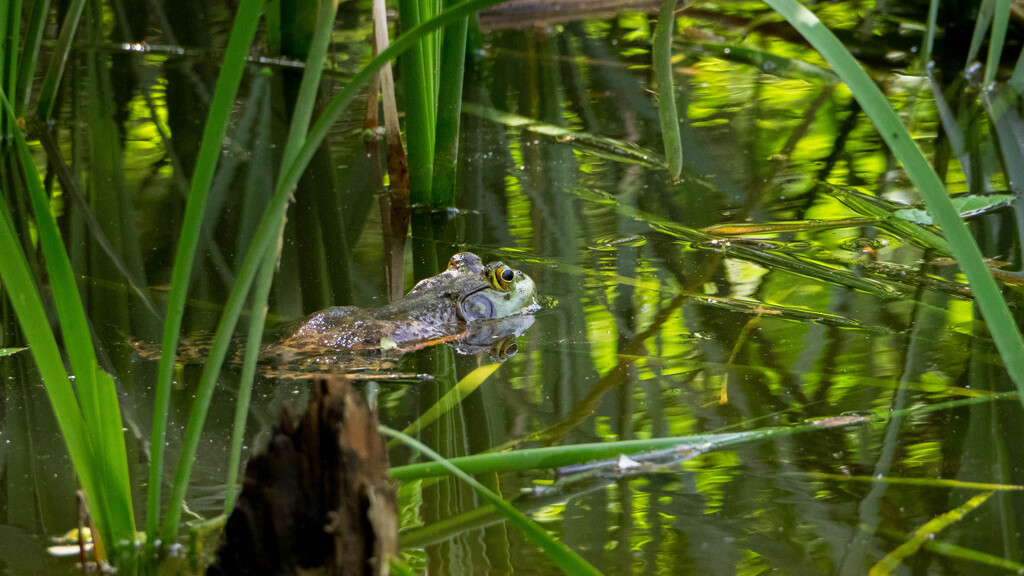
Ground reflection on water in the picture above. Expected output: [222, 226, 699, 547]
[3, 1, 1024, 574]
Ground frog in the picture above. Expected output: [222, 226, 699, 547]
[265, 252, 538, 360]
[130, 253, 537, 376]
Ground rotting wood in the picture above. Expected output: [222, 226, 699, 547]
[207, 378, 397, 576]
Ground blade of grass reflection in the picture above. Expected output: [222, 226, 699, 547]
[382, 426, 605, 576]
[825, 185, 951, 253]
[684, 41, 839, 83]
[872, 491, 994, 575]
[654, 0, 682, 180]
[796, 472, 1021, 491]
[463, 102, 667, 168]
[402, 478, 611, 549]
[35, 0, 87, 121]
[388, 362, 501, 449]
[30, 121, 160, 320]
[702, 217, 877, 235]
[840, 268, 951, 576]
[878, 526, 1024, 573]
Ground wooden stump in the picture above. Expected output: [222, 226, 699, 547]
[207, 378, 398, 576]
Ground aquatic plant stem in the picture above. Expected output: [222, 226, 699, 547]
[381, 426, 605, 576]
[429, 0, 468, 207]
[653, 0, 682, 180]
[146, 0, 264, 550]
[156, 0, 511, 546]
[763, 0, 1024, 394]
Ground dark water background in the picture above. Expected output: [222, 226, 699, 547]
[2, 1, 1024, 574]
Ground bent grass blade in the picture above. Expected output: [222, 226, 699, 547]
[381, 426, 605, 576]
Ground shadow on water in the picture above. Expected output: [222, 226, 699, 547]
[2, 0, 1024, 574]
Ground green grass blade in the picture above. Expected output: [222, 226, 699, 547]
[16, 0, 50, 114]
[399, 0, 436, 204]
[2, 90, 136, 546]
[224, 0, 338, 514]
[653, 0, 682, 180]
[4, 0, 21, 107]
[763, 0, 1024, 395]
[967, 0, 994, 67]
[381, 426, 604, 576]
[35, 0, 87, 121]
[985, 0, 1010, 87]
[145, 0, 265, 549]
[391, 392, 1018, 482]
[223, 252, 275, 514]
[0, 192, 112, 546]
[0, 107, 134, 553]
[1011, 46, 1024, 94]
[0, 348, 27, 357]
[429, 7, 468, 207]
[920, 0, 939, 66]
[156, 0, 512, 544]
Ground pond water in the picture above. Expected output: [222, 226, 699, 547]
[2, 1, 1024, 574]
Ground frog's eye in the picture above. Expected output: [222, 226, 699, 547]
[494, 336, 519, 360]
[489, 264, 516, 292]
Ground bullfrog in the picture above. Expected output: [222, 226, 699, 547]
[131, 253, 537, 376]
[266, 252, 538, 359]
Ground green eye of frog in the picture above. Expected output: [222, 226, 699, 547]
[489, 263, 515, 292]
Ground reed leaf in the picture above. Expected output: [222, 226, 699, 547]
[146, 0, 265, 548]
[399, 0, 437, 204]
[381, 426, 605, 576]
[387, 362, 501, 448]
[225, 0, 339, 514]
[1, 90, 135, 549]
[764, 0, 1024, 393]
[985, 0, 1011, 87]
[967, 0, 994, 67]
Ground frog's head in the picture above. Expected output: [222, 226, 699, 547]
[406, 252, 537, 323]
